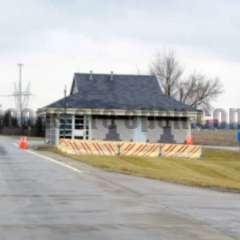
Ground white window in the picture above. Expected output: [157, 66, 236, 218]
[59, 114, 90, 140]
[74, 115, 90, 140]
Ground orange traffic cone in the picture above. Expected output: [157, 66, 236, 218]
[186, 136, 193, 145]
[19, 137, 29, 150]
[23, 137, 29, 149]
[19, 137, 23, 149]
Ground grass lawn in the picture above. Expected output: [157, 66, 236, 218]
[45, 147, 240, 192]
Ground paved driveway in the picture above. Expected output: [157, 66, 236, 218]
[0, 136, 240, 239]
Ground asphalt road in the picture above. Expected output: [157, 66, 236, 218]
[203, 145, 240, 152]
[0, 137, 240, 240]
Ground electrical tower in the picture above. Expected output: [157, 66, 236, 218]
[0, 64, 32, 127]
[13, 64, 32, 127]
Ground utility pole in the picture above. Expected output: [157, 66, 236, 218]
[63, 85, 67, 139]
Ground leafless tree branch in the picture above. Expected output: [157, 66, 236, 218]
[179, 73, 223, 110]
[150, 50, 183, 98]
[150, 50, 223, 110]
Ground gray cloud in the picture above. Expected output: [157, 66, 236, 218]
[1, 0, 240, 58]
[0, 0, 239, 109]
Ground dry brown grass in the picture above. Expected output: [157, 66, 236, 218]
[47, 147, 240, 192]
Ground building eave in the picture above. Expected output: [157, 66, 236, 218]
[37, 107, 199, 119]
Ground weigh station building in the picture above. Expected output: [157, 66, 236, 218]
[38, 72, 198, 145]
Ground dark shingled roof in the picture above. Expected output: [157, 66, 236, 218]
[44, 73, 195, 112]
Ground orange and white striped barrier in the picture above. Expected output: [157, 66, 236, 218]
[160, 144, 202, 159]
[57, 139, 202, 159]
[120, 142, 160, 157]
[59, 139, 118, 156]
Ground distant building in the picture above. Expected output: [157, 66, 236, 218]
[38, 72, 198, 145]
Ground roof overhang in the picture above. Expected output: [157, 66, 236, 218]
[37, 107, 200, 119]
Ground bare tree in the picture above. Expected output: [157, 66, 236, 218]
[150, 50, 183, 97]
[151, 50, 223, 110]
[179, 73, 223, 110]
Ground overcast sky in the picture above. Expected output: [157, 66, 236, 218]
[0, 0, 239, 111]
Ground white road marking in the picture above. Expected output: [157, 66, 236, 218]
[12, 143, 84, 174]
[27, 150, 84, 174]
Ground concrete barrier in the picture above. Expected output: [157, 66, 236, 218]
[160, 144, 202, 159]
[58, 139, 202, 159]
[120, 142, 160, 157]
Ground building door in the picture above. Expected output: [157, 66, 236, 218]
[59, 114, 73, 139]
